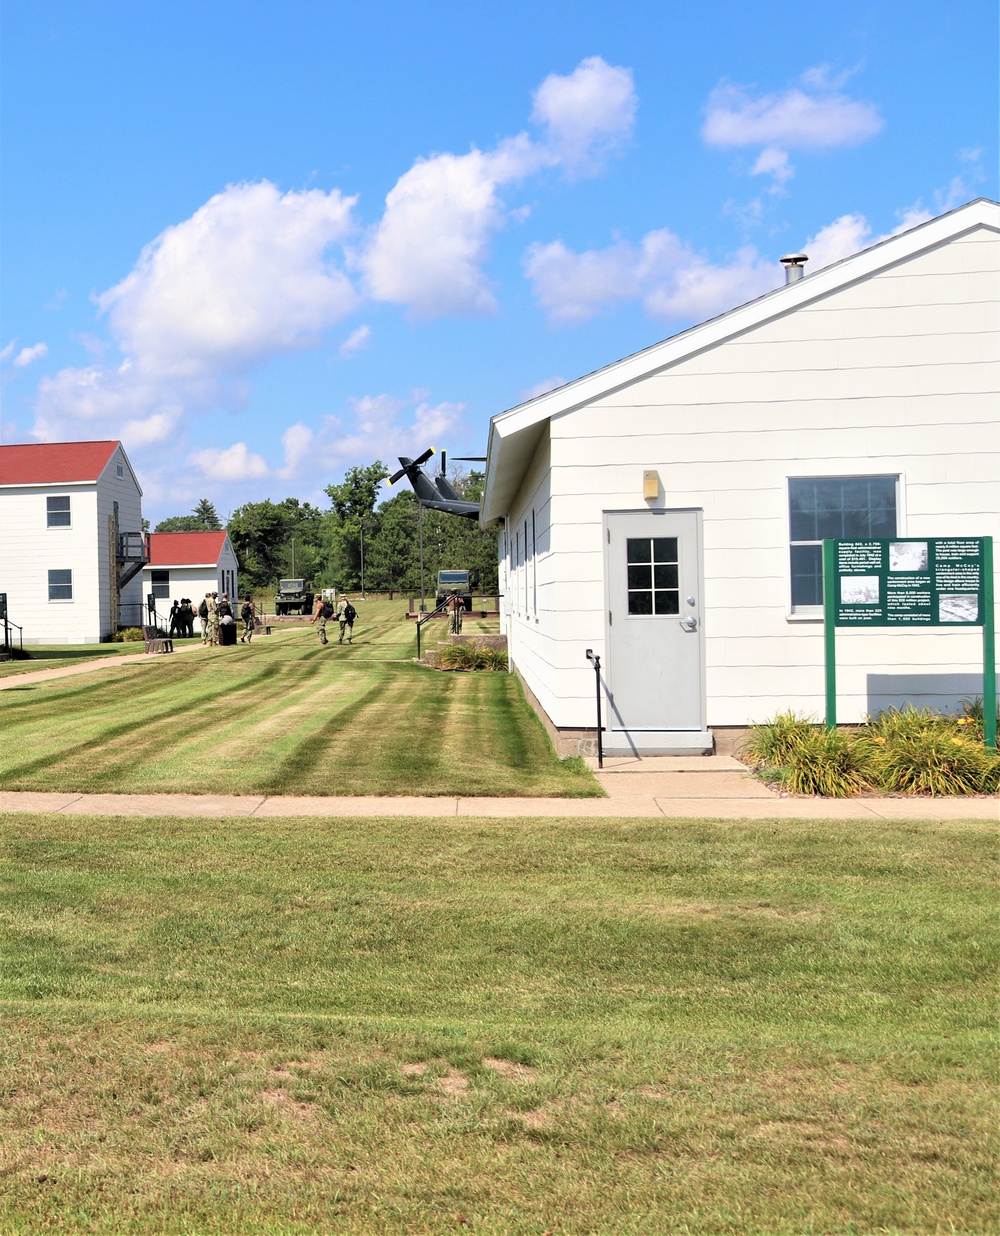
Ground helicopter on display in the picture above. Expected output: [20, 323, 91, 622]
[388, 447, 485, 520]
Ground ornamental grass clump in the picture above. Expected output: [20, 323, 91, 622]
[743, 704, 999, 797]
[436, 641, 508, 671]
[856, 706, 999, 796]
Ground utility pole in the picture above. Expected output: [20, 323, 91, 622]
[360, 519, 366, 599]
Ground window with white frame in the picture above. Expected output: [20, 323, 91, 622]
[46, 495, 71, 527]
[150, 569, 170, 600]
[48, 569, 73, 601]
[789, 476, 897, 610]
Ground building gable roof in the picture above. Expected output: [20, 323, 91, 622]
[480, 198, 1000, 523]
[147, 531, 231, 567]
[0, 440, 123, 486]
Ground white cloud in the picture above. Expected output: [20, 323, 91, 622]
[518, 375, 567, 402]
[751, 146, 793, 187]
[278, 422, 315, 478]
[525, 228, 776, 326]
[190, 441, 270, 482]
[0, 341, 15, 363]
[360, 138, 545, 318]
[702, 73, 883, 150]
[802, 213, 874, 269]
[339, 324, 371, 358]
[32, 180, 359, 443]
[531, 56, 636, 174]
[13, 342, 49, 368]
[360, 57, 634, 319]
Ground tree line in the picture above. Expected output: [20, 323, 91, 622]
[153, 462, 499, 596]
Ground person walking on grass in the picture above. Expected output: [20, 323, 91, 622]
[168, 600, 182, 639]
[198, 594, 211, 644]
[240, 597, 256, 643]
[311, 592, 334, 645]
[206, 592, 220, 646]
[336, 594, 356, 644]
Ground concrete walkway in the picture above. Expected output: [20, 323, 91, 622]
[1, 784, 994, 820]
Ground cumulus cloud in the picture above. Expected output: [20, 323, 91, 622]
[13, 342, 49, 367]
[339, 323, 372, 358]
[703, 73, 883, 150]
[360, 57, 634, 318]
[525, 228, 776, 326]
[32, 181, 359, 443]
[0, 341, 16, 363]
[518, 375, 567, 402]
[190, 441, 270, 482]
[703, 67, 882, 189]
[531, 55, 636, 174]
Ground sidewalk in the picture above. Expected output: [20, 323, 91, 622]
[1, 785, 995, 820]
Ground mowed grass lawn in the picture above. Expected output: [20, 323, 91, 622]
[0, 600, 598, 798]
[0, 813, 996, 1234]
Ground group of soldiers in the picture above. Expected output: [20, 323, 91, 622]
[168, 594, 257, 645]
[310, 593, 356, 646]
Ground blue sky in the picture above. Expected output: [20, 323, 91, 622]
[2, 0, 996, 521]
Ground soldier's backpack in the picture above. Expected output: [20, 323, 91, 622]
[198, 599, 209, 620]
[320, 602, 334, 620]
[343, 603, 357, 623]
[241, 603, 253, 622]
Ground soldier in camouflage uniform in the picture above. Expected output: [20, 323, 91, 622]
[310, 593, 331, 645]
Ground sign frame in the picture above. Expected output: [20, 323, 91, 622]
[823, 536, 996, 751]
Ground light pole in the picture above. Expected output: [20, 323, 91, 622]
[418, 505, 426, 612]
[359, 518, 366, 599]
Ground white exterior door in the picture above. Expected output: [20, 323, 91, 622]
[603, 509, 708, 750]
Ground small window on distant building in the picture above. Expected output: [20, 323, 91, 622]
[48, 569, 73, 601]
[789, 476, 897, 610]
[47, 495, 71, 527]
[116, 463, 125, 478]
[151, 569, 170, 600]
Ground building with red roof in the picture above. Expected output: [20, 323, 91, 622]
[0, 440, 146, 644]
[142, 531, 239, 619]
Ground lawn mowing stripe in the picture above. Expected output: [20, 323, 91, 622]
[0, 661, 291, 786]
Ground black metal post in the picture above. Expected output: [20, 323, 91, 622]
[585, 649, 603, 768]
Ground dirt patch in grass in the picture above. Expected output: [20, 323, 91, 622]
[483, 1056, 540, 1083]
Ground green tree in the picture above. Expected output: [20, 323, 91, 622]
[324, 461, 389, 590]
[193, 498, 222, 530]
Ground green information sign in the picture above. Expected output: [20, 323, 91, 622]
[822, 536, 996, 751]
[832, 537, 986, 627]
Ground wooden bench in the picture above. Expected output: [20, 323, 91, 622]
[143, 625, 173, 654]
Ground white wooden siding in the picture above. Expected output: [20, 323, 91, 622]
[504, 222, 999, 729]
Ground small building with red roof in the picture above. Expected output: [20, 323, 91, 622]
[142, 531, 239, 618]
[0, 439, 146, 644]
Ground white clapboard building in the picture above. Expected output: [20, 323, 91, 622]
[0, 440, 147, 644]
[480, 199, 999, 755]
[141, 531, 240, 616]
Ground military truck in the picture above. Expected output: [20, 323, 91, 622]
[436, 569, 472, 612]
[274, 579, 314, 616]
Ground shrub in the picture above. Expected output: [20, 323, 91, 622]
[862, 727, 999, 796]
[435, 642, 508, 671]
[739, 711, 818, 769]
[111, 627, 146, 643]
[743, 704, 999, 797]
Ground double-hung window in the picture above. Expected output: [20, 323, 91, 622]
[789, 476, 897, 611]
[48, 569, 73, 601]
[151, 569, 170, 600]
[47, 495, 71, 527]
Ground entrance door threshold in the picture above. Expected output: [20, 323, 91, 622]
[605, 729, 714, 756]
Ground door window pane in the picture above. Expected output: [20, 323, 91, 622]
[627, 537, 680, 616]
[47, 496, 71, 527]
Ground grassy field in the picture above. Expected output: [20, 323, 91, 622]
[0, 812, 996, 1234]
[0, 600, 598, 798]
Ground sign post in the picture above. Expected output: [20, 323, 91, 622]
[822, 536, 995, 750]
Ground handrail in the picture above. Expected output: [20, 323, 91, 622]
[415, 596, 453, 660]
[1, 616, 24, 655]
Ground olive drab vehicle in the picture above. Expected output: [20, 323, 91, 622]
[436, 570, 472, 612]
[274, 579, 314, 616]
